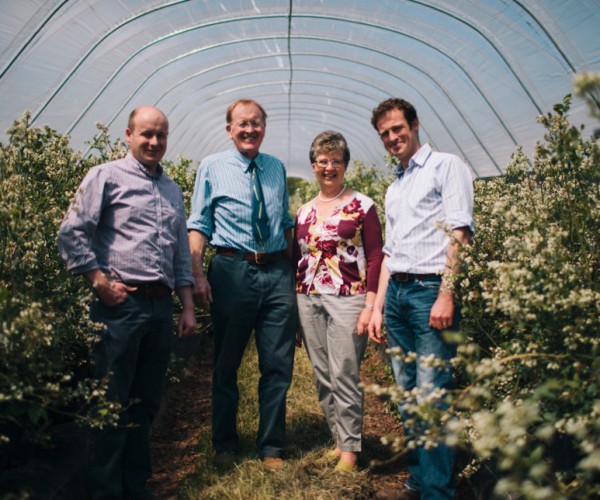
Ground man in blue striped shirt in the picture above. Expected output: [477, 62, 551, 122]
[368, 98, 474, 500]
[187, 99, 296, 472]
[59, 106, 197, 499]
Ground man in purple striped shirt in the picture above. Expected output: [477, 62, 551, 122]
[58, 106, 196, 499]
[368, 98, 474, 500]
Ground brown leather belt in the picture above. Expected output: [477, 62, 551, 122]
[392, 272, 440, 282]
[126, 282, 172, 299]
[216, 247, 284, 265]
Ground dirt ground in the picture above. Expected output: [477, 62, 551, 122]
[148, 335, 475, 499]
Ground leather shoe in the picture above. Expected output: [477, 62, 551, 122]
[375, 485, 420, 500]
[262, 456, 284, 472]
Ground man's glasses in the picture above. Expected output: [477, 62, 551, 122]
[233, 120, 264, 129]
[314, 159, 344, 169]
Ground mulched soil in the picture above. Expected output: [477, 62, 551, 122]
[148, 335, 478, 499]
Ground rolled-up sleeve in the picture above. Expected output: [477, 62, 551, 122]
[187, 161, 214, 237]
[441, 157, 474, 234]
[281, 167, 295, 231]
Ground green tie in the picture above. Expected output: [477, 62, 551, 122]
[249, 160, 270, 242]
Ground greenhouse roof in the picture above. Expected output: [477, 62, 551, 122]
[1, 0, 599, 178]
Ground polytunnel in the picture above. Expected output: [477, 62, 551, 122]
[1, 0, 599, 179]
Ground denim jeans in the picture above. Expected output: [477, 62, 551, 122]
[384, 276, 457, 499]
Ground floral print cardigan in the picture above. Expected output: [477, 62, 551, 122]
[293, 191, 383, 295]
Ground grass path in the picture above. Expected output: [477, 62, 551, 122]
[149, 333, 407, 499]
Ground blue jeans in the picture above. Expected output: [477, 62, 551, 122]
[384, 276, 457, 499]
[208, 255, 297, 458]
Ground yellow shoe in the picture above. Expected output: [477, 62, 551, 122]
[334, 460, 356, 472]
[324, 449, 340, 460]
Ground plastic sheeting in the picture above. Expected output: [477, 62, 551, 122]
[1, 0, 599, 178]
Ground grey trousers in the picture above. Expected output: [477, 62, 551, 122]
[297, 294, 368, 452]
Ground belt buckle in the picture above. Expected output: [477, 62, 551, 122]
[254, 251, 268, 265]
[395, 273, 409, 282]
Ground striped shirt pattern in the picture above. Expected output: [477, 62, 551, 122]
[58, 154, 194, 291]
[187, 149, 294, 253]
[384, 143, 474, 274]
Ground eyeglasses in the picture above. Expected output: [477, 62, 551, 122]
[314, 159, 344, 169]
[232, 120, 264, 129]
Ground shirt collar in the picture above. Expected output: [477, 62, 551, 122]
[233, 150, 262, 173]
[394, 144, 432, 178]
[408, 143, 432, 170]
[127, 152, 163, 179]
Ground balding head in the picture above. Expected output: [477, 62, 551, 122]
[125, 106, 169, 172]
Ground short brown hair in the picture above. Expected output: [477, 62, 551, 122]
[226, 99, 268, 123]
[309, 130, 350, 165]
[371, 98, 418, 131]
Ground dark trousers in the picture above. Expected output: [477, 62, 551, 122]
[88, 294, 174, 500]
[208, 255, 297, 458]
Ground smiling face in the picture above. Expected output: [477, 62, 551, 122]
[376, 107, 420, 168]
[312, 150, 347, 194]
[226, 102, 266, 159]
[125, 106, 169, 172]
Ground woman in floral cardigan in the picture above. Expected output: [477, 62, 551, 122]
[293, 130, 383, 471]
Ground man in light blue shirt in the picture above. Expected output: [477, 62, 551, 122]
[368, 98, 474, 500]
[187, 99, 296, 472]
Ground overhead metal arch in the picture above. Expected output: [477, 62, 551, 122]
[0, 0, 69, 80]
[166, 84, 396, 169]
[116, 47, 518, 160]
[12, 2, 561, 127]
[1, 1, 598, 179]
[165, 82, 485, 177]
[116, 60, 471, 163]
[69, 33, 508, 172]
[168, 91, 386, 158]
[28, 0, 192, 122]
[35, 10, 538, 149]
[165, 77, 452, 159]
[407, 0, 578, 112]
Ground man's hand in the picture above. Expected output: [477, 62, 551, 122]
[177, 306, 197, 338]
[176, 285, 198, 337]
[429, 291, 454, 330]
[357, 308, 372, 336]
[85, 269, 136, 306]
[367, 309, 386, 344]
[96, 281, 137, 306]
[192, 274, 213, 309]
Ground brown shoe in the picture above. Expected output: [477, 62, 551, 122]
[375, 485, 420, 500]
[262, 456, 284, 472]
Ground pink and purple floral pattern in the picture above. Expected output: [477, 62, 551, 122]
[295, 191, 381, 295]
